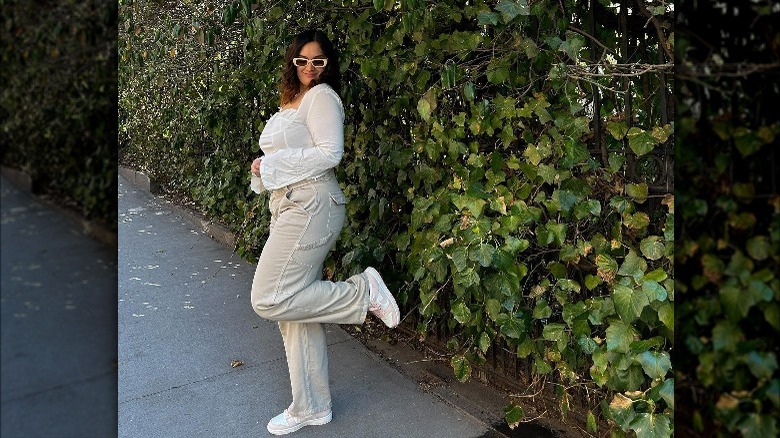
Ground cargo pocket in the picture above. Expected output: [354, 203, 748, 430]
[327, 192, 347, 235]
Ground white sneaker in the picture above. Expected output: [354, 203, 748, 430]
[266, 409, 332, 435]
[365, 267, 400, 328]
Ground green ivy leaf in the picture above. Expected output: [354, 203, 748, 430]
[519, 37, 538, 58]
[746, 235, 771, 261]
[733, 127, 763, 157]
[651, 124, 672, 143]
[626, 127, 658, 156]
[643, 268, 668, 283]
[534, 355, 553, 374]
[630, 412, 672, 438]
[516, 338, 534, 358]
[624, 211, 650, 229]
[486, 298, 501, 321]
[613, 285, 649, 323]
[417, 88, 436, 121]
[636, 351, 672, 380]
[626, 183, 648, 203]
[720, 283, 753, 320]
[451, 354, 472, 382]
[487, 58, 510, 84]
[500, 315, 527, 339]
[504, 403, 525, 429]
[648, 378, 674, 409]
[524, 144, 542, 165]
[606, 320, 637, 353]
[477, 11, 499, 26]
[749, 279, 774, 302]
[578, 337, 598, 354]
[742, 351, 778, 380]
[478, 332, 491, 353]
[608, 153, 626, 172]
[658, 302, 674, 331]
[725, 250, 754, 279]
[452, 301, 472, 324]
[596, 253, 619, 283]
[640, 236, 665, 261]
[417, 96, 431, 121]
[495, 0, 530, 23]
[765, 303, 780, 331]
[618, 250, 647, 280]
[712, 320, 744, 352]
[585, 275, 602, 290]
[737, 413, 778, 438]
[609, 393, 636, 431]
[452, 194, 487, 218]
[455, 268, 480, 287]
[586, 411, 598, 434]
[542, 323, 566, 342]
[547, 221, 567, 246]
[701, 253, 726, 283]
[533, 299, 552, 319]
[642, 280, 667, 303]
[451, 246, 469, 272]
[558, 35, 585, 62]
[562, 301, 588, 325]
[552, 189, 578, 213]
[607, 120, 629, 140]
[469, 243, 496, 267]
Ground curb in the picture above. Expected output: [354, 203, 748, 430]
[1, 165, 118, 250]
[118, 166, 160, 194]
[118, 166, 236, 250]
[1, 166, 33, 192]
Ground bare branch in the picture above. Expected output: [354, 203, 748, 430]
[678, 62, 780, 78]
[568, 25, 618, 57]
[635, 0, 674, 63]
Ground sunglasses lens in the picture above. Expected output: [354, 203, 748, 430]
[312, 59, 326, 68]
[293, 58, 305, 67]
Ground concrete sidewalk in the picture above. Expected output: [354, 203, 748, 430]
[0, 174, 118, 437]
[117, 172, 496, 438]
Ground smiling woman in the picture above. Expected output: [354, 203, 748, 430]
[278, 30, 341, 110]
[246, 29, 401, 436]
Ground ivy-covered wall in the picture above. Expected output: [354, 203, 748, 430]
[119, 0, 678, 435]
[676, 1, 780, 436]
[1, 0, 118, 228]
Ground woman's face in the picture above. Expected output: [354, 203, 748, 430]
[296, 41, 326, 90]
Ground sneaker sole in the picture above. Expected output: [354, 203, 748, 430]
[365, 267, 400, 328]
[267, 411, 332, 435]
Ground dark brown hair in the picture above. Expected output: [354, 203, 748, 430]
[280, 30, 341, 106]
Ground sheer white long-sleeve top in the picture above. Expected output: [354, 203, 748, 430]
[254, 83, 345, 192]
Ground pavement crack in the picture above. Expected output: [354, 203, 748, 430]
[0, 369, 116, 405]
[118, 355, 288, 405]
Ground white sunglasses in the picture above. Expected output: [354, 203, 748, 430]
[292, 57, 328, 68]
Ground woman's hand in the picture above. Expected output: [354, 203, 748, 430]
[251, 157, 262, 177]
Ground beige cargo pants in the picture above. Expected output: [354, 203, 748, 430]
[251, 169, 369, 418]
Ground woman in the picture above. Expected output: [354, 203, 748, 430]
[248, 29, 400, 435]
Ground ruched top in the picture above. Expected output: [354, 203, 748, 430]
[256, 83, 345, 191]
